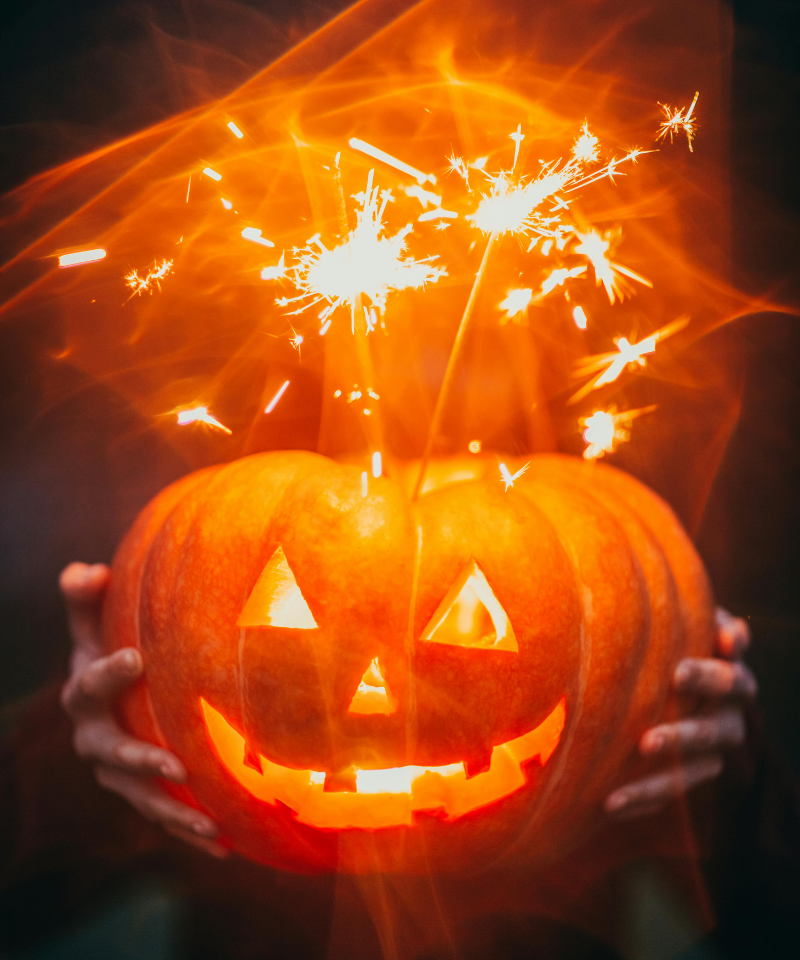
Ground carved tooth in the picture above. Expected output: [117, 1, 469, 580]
[323, 768, 357, 793]
[242, 742, 263, 774]
[465, 750, 493, 779]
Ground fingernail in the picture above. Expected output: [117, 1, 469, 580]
[605, 792, 628, 813]
[193, 820, 217, 838]
[674, 661, 692, 687]
[160, 761, 185, 782]
[122, 650, 140, 672]
[642, 732, 664, 754]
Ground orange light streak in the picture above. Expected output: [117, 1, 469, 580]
[656, 91, 699, 151]
[58, 248, 106, 268]
[264, 380, 290, 413]
[176, 406, 231, 434]
[349, 138, 436, 185]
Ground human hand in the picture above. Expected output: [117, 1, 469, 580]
[605, 607, 757, 820]
[59, 562, 226, 857]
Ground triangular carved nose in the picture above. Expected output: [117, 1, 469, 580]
[348, 658, 396, 715]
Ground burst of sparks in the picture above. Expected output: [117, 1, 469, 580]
[498, 287, 533, 323]
[277, 170, 446, 325]
[573, 227, 652, 304]
[465, 124, 640, 239]
[510, 124, 525, 171]
[571, 316, 688, 402]
[499, 460, 530, 491]
[265, 380, 290, 413]
[582, 405, 656, 460]
[656, 92, 699, 152]
[288, 327, 304, 354]
[176, 406, 231, 434]
[58, 248, 106, 267]
[125, 258, 173, 296]
[349, 138, 435, 185]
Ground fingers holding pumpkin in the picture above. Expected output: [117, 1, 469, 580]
[714, 607, 751, 659]
[94, 766, 218, 840]
[639, 706, 746, 756]
[164, 824, 230, 859]
[673, 657, 758, 699]
[73, 715, 186, 781]
[59, 563, 111, 657]
[61, 648, 143, 716]
[604, 754, 724, 818]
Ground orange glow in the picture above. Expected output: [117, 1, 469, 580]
[468, 440, 482, 454]
[175, 406, 231, 434]
[348, 658, 396, 715]
[237, 545, 317, 629]
[657, 91, 699, 152]
[421, 561, 519, 653]
[201, 695, 565, 829]
[58, 248, 106, 267]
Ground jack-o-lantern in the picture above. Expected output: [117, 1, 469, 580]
[103, 450, 714, 873]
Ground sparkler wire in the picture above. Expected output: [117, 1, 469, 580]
[412, 232, 499, 500]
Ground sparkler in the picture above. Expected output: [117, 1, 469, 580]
[261, 254, 286, 281]
[58, 248, 106, 268]
[582, 406, 656, 460]
[176, 406, 231, 434]
[125, 258, 173, 296]
[656, 92, 699, 151]
[499, 461, 530, 491]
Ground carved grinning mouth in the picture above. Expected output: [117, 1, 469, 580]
[201, 697, 566, 830]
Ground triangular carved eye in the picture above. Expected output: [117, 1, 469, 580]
[420, 561, 518, 652]
[348, 658, 396, 715]
[237, 545, 318, 629]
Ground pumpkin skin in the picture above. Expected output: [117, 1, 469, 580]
[102, 451, 714, 874]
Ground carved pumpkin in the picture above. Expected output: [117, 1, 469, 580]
[103, 451, 714, 873]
